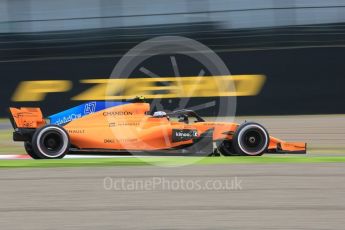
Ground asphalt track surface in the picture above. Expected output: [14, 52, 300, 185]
[1, 163, 345, 229]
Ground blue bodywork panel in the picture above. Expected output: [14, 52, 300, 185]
[48, 101, 128, 125]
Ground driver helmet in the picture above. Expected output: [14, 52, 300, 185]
[153, 111, 167, 117]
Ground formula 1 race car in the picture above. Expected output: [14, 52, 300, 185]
[9, 98, 306, 159]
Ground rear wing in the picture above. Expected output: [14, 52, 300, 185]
[9, 107, 46, 129]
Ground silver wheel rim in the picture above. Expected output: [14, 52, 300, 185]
[237, 124, 268, 156]
[36, 126, 68, 158]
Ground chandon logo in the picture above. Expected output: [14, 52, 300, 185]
[103, 111, 133, 116]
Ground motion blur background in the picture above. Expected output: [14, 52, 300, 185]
[2, 0, 344, 154]
[1, 0, 345, 117]
[2, 2, 345, 229]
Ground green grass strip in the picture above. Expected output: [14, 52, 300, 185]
[1, 155, 345, 168]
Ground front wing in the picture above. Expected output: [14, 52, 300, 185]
[268, 137, 307, 154]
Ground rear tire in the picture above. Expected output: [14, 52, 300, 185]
[30, 125, 70, 159]
[24, 142, 40, 159]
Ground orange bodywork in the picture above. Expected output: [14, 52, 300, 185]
[9, 107, 46, 128]
[9, 102, 306, 153]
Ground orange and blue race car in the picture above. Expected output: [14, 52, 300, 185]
[9, 97, 306, 159]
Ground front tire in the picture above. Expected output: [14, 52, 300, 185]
[217, 140, 241, 156]
[232, 122, 269, 156]
[30, 125, 70, 159]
